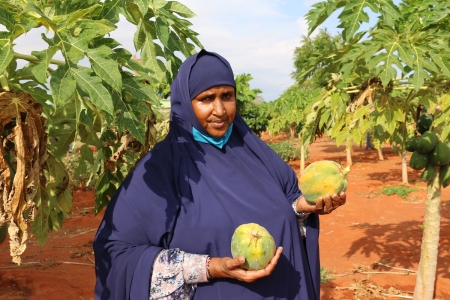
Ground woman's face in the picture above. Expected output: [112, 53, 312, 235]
[191, 85, 236, 138]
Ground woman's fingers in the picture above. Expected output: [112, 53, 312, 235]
[316, 192, 346, 214]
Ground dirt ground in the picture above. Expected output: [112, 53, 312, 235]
[1, 136, 450, 300]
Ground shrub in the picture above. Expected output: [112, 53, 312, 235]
[267, 141, 301, 162]
[381, 185, 416, 199]
[320, 266, 335, 283]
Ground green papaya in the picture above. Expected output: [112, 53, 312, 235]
[417, 124, 428, 135]
[405, 138, 417, 152]
[417, 114, 433, 130]
[440, 164, 450, 188]
[409, 151, 429, 170]
[421, 163, 436, 181]
[429, 141, 450, 166]
[415, 131, 437, 154]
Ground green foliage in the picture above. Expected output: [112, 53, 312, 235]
[266, 141, 301, 162]
[301, 0, 450, 152]
[62, 146, 99, 191]
[320, 266, 335, 283]
[381, 185, 417, 199]
[0, 0, 202, 249]
[304, 1, 450, 297]
[234, 73, 268, 136]
[292, 29, 344, 88]
[268, 85, 319, 139]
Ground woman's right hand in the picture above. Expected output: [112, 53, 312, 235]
[208, 246, 283, 283]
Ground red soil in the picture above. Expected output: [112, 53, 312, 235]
[1, 136, 449, 300]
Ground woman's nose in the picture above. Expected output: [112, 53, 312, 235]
[212, 99, 225, 115]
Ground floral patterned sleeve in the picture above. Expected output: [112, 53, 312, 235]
[149, 248, 209, 300]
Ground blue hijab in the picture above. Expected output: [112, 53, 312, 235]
[94, 50, 320, 300]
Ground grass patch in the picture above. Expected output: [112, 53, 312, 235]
[320, 266, 335, 283]
[381, 185, 417, 199]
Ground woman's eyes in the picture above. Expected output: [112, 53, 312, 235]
[200, 96, 213, 102]
[200, 93, 233, 102]
[222, 93, 232, 100]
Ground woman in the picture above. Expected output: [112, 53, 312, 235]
[94, 50, 346, 299]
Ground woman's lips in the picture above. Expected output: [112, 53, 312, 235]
[210, 120, 226, 128]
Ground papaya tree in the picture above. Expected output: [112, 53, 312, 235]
[0, 0, 202, 264]
[267, 85, 319, 171]
[303, 0, 450, 298]
[234, 73, 268, 136]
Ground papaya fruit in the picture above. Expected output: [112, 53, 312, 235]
[405, 138, 417, 152]
[417, 114, 433, 130]
[429, 141, 450, 166]
[421, 163, 436, 181]
[299, 160, 350, 203]
[440, 164, 450, 188]
[417, 124, 428, 135]
[415, 131, 437, 154]
[231, 223, 276, 270]
[409, 151, 429, 170]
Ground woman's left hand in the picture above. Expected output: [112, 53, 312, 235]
[296, 192, 346, 215]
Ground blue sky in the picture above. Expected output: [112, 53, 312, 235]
[9, 0, 342, 101]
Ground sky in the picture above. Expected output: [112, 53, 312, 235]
[174, 0, 335, 101]
[9, 0, 342, 102]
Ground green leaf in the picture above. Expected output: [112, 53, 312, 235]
[353, 105, 370, 120]
[61, 4, 102, 29]
[0, 39, 13, 74]
[338, 0, 370, 41]
[165, 1, 196, 18]
[70, 67, 114, 115]
[50, 65, 77, 106]
[122, 77, 157, 105]
[31, 47, 58, 84]
[134, 0, 150, 16]
[150, 0, 167, 9]
[0, 8, 16, 32]
[47, 101, 77, 158]
[155, 16, 170, 48]
[95, 171, 117, 214]
[101, 0, 125, 23]
[30, 184, 48, 246]
[429, 52, 450, 77]
[87, 45, 122, 92]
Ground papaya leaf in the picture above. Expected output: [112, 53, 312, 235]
[0, 8, 15, 32]
[31, 47, 58, 84]
[100, 0, 124, 23]
[165, 1, 196, 18]
[87, 45, 122, 92]
[134, 0, 150, 16]
[70, 67, 114, 115]
[95, 171, 117, 214]
[0, 39, 13, 74]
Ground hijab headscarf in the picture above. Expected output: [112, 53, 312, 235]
[94, 49, 320, 300]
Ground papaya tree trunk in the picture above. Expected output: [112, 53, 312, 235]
[268, 130, 272, 142]
[299, 134, 305, 173]
[377, 147, 384, 161]
[401, 150, 408, 185]
[346, 138, 353, 166]
[413, 167, 441, 300]
[290, 123, 296, 139]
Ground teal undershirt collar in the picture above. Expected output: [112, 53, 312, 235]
[192, 123, 233, 149]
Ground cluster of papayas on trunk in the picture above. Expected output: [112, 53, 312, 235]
[407, 111, 450, 187]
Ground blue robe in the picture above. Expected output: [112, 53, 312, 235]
[94, 50, 320, 300]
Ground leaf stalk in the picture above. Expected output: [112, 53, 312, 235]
[13, 52, 66, 66]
